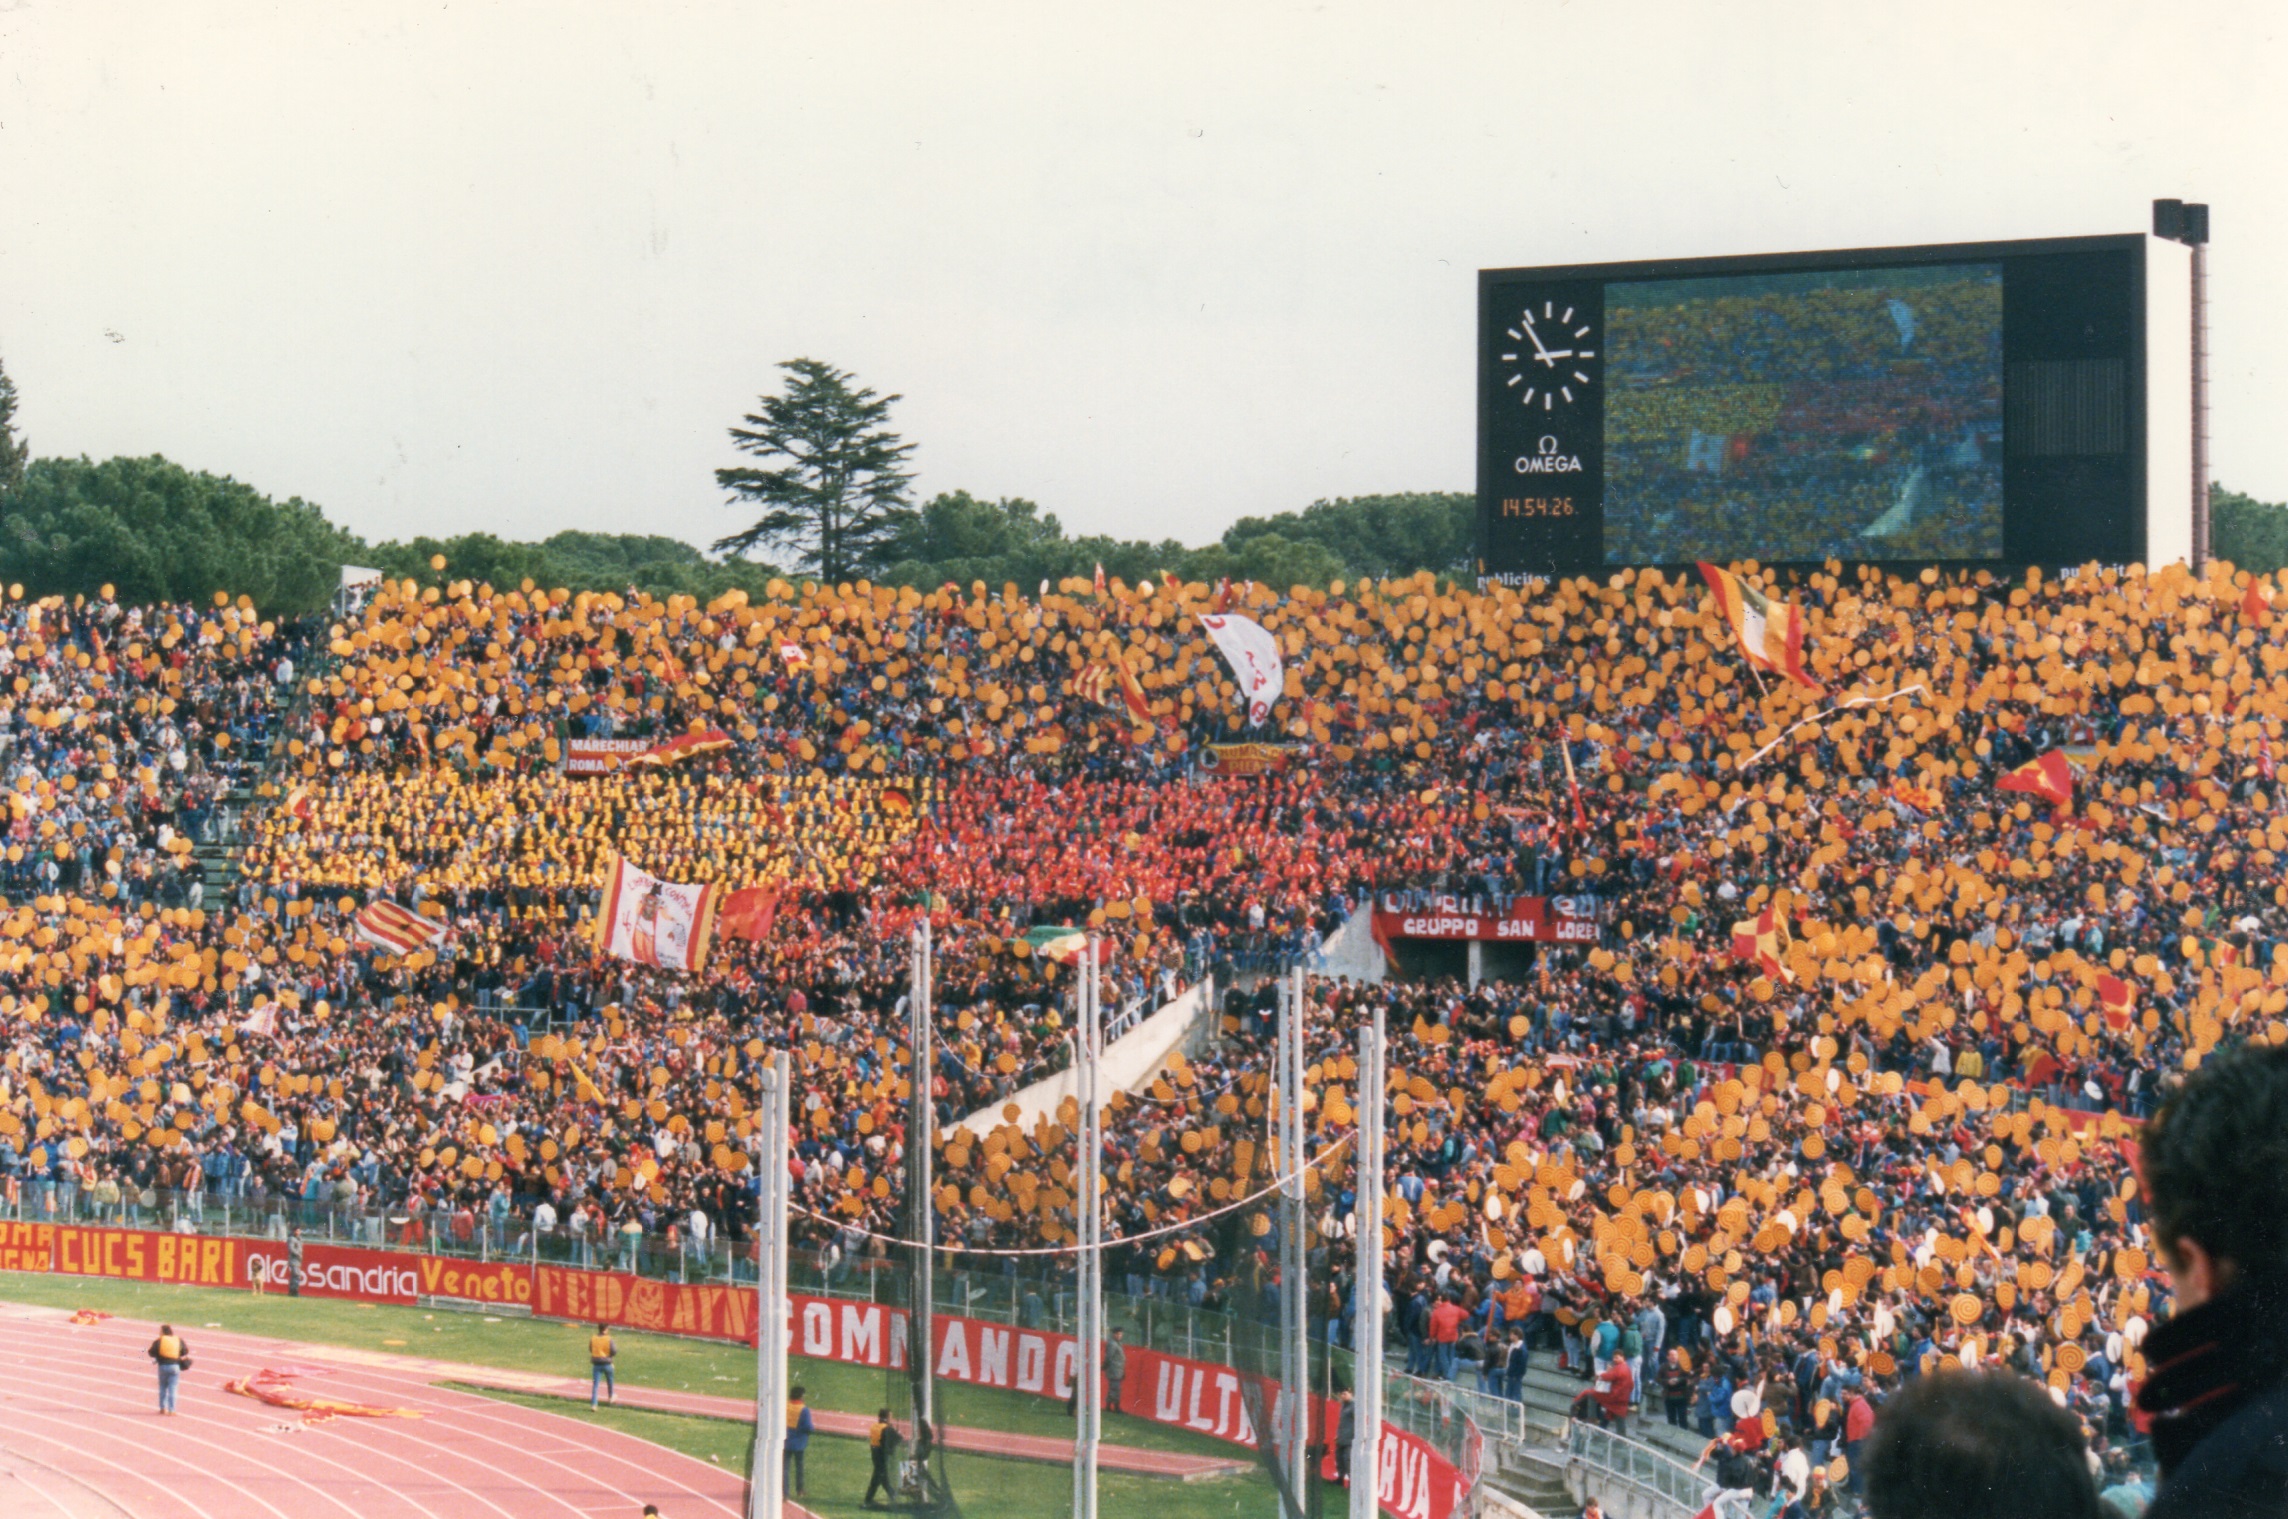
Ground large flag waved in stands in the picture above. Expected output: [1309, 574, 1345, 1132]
[630, 728, 733, 768]
[1999, 751, 2075, 813]
[717, 886, 780, 943]
[1072, 660, 1154, 728]
[1697, 562, 1819, 691]
[1199, 612, 1285, 726]
[354, 899, 447, 957]
[1023, 924, 1087, 965]
[1732, 905, 1795, 983]
[595, 854, 722, 973]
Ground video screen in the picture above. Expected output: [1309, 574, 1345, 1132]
[1601, 264, 2005, 565]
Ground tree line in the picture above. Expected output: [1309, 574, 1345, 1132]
[1, 349, 2280, 615]
[0, 353, 1473, 615]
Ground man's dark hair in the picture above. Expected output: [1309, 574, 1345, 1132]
[2141, 1040, 2288, 1283]
[1862, 1368, 2101, 1519]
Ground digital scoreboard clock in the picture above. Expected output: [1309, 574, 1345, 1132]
[1477, 234, 2191, 582]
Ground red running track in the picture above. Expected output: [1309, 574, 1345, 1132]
[0, 1303, 781, 1519]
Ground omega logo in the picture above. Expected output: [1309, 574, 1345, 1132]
[1515, 437, 1583, 475]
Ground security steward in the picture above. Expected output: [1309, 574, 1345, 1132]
[864, 1407, 903, 1508]
[148, 1324, 191, 1415]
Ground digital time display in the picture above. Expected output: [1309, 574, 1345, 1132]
[1478, 236, 2155, 581]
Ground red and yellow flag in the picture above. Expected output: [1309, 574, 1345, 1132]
[1696, 563, 1819, 691]
[1074, 661, 1154, 730]
[1731, 906, 1794, 983]
[2097, 973, 2136, 1033]
[1998, 751, 2074, 812]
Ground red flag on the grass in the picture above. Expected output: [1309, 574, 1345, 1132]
[2097, 973, 2136, 1033]
[717, 887, 780, 943]
[1999, 751, 2074, 812]
[2244, 574, 2271, 627]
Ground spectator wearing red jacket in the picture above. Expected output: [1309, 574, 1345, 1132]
[1844, 1388, 1877, 1493]
[1572, 1353, 1634, 1436]
[1427, 1295, 1466, 1380]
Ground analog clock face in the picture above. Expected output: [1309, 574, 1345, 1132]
[1499, 300, 1599, 412]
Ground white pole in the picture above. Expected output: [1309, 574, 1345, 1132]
[911, 921, 936, 1436]
[1278, 964, 1311, 1508]
[751, 1051, 791, 1519]
[1073, 935, 1103, 1519]
[1349, 1003, 1386, 1519]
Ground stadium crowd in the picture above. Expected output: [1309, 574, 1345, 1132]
[0, 556, 2281, 1507]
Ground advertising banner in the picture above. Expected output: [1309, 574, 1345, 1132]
[1372, 892, 1600, 944]
[8, 1227, 1467, 1517]
[766, 1290, 1466, 1519]
[531, 1265, 758, 1343]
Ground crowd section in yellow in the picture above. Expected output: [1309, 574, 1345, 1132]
[0, 555, 2278, 1475]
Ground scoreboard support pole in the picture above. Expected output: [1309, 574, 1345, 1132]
[2192, 233, 2211, 571]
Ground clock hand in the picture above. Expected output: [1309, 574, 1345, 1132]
[1535, 348, 1574, 366]
[1521, 313, 1556, 364]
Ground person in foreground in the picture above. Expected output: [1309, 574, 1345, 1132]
[147, 1324, 190, 1416]
[1860, 1366, 2102, 1519]
[2134, 1039, 2288, 1517]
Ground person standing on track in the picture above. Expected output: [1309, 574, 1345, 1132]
[785, 1383, 814, 1498]
[864, 1407, 901, 1508]
[148, 1324, 190, 1415]
[589, 1323, 617, 1408]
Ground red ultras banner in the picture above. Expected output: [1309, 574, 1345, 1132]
[1373, 890, 1600, 944]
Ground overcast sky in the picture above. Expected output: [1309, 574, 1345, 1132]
[1, 1, 2280, 555]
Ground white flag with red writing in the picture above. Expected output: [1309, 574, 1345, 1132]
[1199, 613, 1284, 726]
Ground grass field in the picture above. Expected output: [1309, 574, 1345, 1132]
[456, 1383, 1330, 1519]
[0, 1271, 1341, 1518]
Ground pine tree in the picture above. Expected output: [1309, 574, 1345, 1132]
[713, 359, 916, 582]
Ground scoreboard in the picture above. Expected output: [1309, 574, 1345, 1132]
[1477, 234, 2192, 581]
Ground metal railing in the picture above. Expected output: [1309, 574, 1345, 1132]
[1388, 1369, 1566, 1452]
[1564, 1421, 1739, 1519]
[1382, 1371, 1487, 1506]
